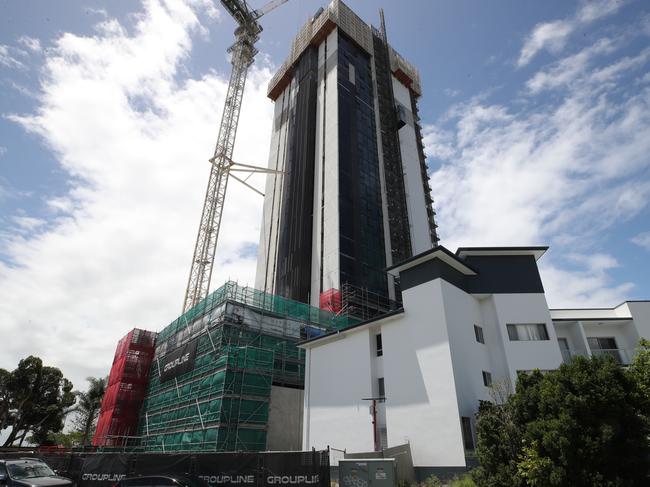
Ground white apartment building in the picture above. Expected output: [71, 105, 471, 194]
[298, 246, 650, 473]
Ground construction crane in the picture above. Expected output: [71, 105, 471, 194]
[182, 0, 288, 313]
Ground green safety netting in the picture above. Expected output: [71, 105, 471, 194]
[135, 280, 359, 453]
[157, 281, 358, 343]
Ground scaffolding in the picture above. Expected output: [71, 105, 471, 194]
[93, 329, 157, 447]
[96, 281, 359, 453]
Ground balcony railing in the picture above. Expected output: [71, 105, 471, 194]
[561, 349, 589, 364]
[561, 348, 633, 365]
[590, 348, 633, 365]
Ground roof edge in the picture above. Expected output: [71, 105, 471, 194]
[298, 309, 404, 348]
[456, 246, 549, 261]
[386, 245, 478, 276]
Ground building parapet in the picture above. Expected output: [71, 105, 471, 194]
[267, 0, 421, 99]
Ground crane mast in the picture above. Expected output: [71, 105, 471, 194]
[183, 0, 285, 313]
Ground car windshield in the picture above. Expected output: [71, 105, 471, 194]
[7, 462, 56, 480]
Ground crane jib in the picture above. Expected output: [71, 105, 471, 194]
[182, 0, 290, 313]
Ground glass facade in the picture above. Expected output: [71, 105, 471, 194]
[275, 47, 319, 303]
[337, 33, 388, 296]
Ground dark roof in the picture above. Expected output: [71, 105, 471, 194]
[298, 308, 404, 347]
[456, 246, 548, 261]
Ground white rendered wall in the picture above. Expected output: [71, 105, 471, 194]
[319, 29, 341, 296]
[626, 301, 650, 338]
[391, 77, 432, 255]
[381, 279, 466, 467]
[477, 297, 513, 385]
[302, 326, 375, 455]
[553, 322, 590, 356]
[492, 294, 563, 383]
[439, 281, 493, 422]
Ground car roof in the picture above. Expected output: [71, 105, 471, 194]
[4, 458, 45, 463]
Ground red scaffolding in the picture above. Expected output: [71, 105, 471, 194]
[93, 328, 156, 447]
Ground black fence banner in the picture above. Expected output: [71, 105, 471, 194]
[79, 453, 130, 487]
[136, 454, 193, 477]
[160, 339, 198, 383]
[260, 452, 328, 487]
[195, 453, 258, 487]
[2, 450, 330, 487]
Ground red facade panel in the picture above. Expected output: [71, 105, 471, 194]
[319, 288, 341, 313]
[92, 328, 156, 447]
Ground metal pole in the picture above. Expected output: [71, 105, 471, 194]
[206, 326, 217, 352]
[196, 398, 205, 430]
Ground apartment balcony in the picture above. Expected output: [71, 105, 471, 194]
[561, 348, 634, 365]
[560, 349, 589, 365]
[589, 348, 634, 365]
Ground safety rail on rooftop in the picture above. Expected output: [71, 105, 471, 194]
[158, 281, 358, 344]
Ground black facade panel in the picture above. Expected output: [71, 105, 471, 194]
[462, 255, 545, 294]
[337, 33, 388, 297]
[400, 255, 544, 294]
[399, 259, 466, 292]
[274, 47, 318, 302]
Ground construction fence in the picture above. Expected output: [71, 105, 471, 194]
[0, 450, 331, 487]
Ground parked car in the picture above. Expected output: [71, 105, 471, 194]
[114, 476, 205, 487]
[0, 458, 74, 487]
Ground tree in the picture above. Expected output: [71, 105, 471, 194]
[473, 350, 650, 487]
[2, 356, 75, 447]
[0, 368, 11, 431]
[71, 376, 107, 445]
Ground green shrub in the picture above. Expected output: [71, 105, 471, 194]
[446, 474, 476, 487]
[420, 475, 442, 487]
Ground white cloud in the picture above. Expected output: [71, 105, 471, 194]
[429, 35, 650, 308]
[11, 216, 47, 232]
[444, 88, 460, 98]
[0, 146, 6, 157]
[0, 0, 273, 388]
[526, 37, 617, 93]
[540, 259, 634, 308]
[18, 36, 41, 52]
[0, 45, 25, 69]
[421, 125, 455, 161]
[631, 231, 650, 251]
[517, 0, 625, 67]
[518, 20, 573, 67]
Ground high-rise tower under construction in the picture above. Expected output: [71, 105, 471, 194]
[256, 0, 438, 314]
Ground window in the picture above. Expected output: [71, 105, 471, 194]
[474, 324, 485, 344]
[378, 377, 385, 398]
[482, 371, 492, 387]
[376, 333, 383, 357]
[461, 417, 474, 450]
[587, 337, 621, 363]
[507, 323, 549, 341]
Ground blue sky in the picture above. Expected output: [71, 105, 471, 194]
[0, 0, 649, 386]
